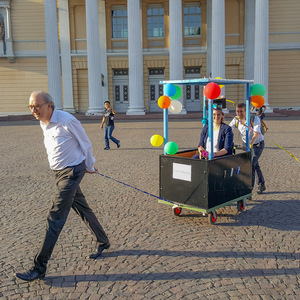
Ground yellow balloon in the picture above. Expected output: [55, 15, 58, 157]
[150, 134, 164, 147]
[215, 77, 224, 89]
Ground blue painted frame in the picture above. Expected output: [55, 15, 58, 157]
[159, 78, 254, 158]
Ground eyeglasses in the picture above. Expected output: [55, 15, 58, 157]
[28, 103, 47, 111]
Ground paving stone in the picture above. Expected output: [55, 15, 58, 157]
[0, 119, 299, 299]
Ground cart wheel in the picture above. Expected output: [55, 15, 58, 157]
[172, 206, 182, 216]
[237, 200, 245, 212]
[208, 211, 217, 224]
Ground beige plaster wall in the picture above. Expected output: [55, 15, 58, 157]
[0, 58, 48, 112]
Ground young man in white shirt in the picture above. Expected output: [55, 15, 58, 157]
[229, 102, 266, 194]
[16, 91, 110, 281]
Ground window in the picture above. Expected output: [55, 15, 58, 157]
[147, 6, 164, 37]
[184, 4, 201, 36]
[185, 67, 201, 101]
[111, 7, 128, 38]
[148, 68, 164, 76]
[0, 2, 14, 60]
[113, 69, 128, 76]
[148, 68, 164, 101]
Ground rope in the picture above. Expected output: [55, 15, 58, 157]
[95, 171, 177, 204]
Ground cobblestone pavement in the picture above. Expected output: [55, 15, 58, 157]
[0, 118, 299, 300]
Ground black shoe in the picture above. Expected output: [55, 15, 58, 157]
[117, 141, 120, 148]
[257, 184, 266, 194]
[89, 243, 110, 259]
[15, 269, 45, 281]
[103, 147, 110, 150]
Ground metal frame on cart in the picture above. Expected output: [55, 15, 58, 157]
[159, 78, 254, 224]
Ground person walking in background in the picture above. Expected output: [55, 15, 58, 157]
[101, 101, 120, 150]
[229, 102, 266, 194]
[16, 91, 110, 282]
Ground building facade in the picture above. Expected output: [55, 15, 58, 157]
[0, 0, 299, 115]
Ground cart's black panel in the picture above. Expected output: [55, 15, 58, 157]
[160, 155, 208, 208]
[160, 151, 251, 210]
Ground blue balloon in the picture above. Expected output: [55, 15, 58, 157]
[164, 84, 176, 97]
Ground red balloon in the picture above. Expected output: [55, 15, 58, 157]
[157, 95, 171, 109]
[203, 83, 221, 99]
[251, 95, 265, 108]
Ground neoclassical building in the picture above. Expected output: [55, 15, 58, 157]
[0, 0, 299, 115]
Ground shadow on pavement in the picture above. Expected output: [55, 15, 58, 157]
[165, 198, 300, 231]
[43, 263, 300, 286]
[214, 199, 300, 231]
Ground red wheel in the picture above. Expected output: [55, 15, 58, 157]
[172, 206, 182, 216]
[237, 200, 245, 212]
[208, 211, 217, 224]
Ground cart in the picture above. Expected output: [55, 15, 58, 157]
[158, 78, 254, 224]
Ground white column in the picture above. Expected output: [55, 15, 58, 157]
[254, 0, 271, 110]
[169, 0, 186, 113]
[244, 0, 255, 99]
[211, 0, 225, 80]
[44, 1, 63, 109]
[169, 0, 183, 80]
[211, 0, 226, 111]
[206, 0, 212, 77]
[86, 0, 103, 114]
[59, 0, 75, 113]
[126, 0, 145, 115]
[98, 0, 109, 103]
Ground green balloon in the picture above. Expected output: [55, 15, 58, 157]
[164, 141, 178, 155]
[251, 84, 266, 96]
[170, 85, 182, 100]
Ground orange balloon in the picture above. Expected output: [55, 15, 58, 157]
[251, 95, 265, 108]
[157, 95, 171, 109]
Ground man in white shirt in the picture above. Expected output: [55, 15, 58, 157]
[229, 103, 266, 194]
[16, 91, 110, 282]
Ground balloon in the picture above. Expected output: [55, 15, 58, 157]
[164, 141, 178, 155]
[170, 85, 182, 100]
[251, 84, 266, 96]
[203, 82, 221, 99]
[157, 95, 171, 109]
[251, 95, 265, 108]
[150, 134, 164, 147]
[169, 100, 183, 114]
[215, 77, 224, 89]
[164, 83, 176, 97]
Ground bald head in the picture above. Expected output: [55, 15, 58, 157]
[29, 91, 54, 123]
[30, 91, 55, 109]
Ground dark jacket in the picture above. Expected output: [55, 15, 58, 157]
[199, 123, 234, 155]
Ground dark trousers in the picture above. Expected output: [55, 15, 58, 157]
[34, 161, 109, 274]
[252, 140, 265, 187]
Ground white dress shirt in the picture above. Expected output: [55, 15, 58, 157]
[229, 115, 264, 144]
[40, 109, 96, 172]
